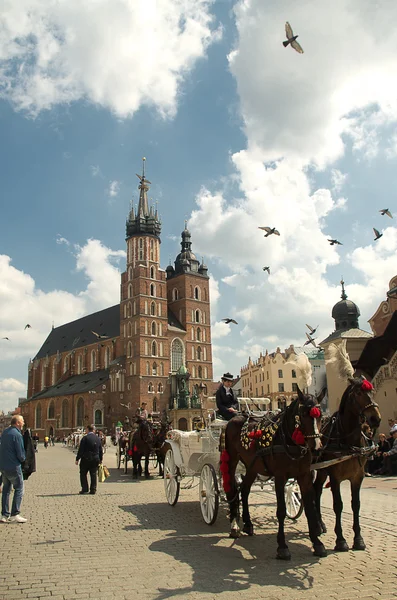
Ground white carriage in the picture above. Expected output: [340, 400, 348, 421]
[163, 398, 303, 525]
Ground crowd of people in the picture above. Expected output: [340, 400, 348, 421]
[364, 418, 397, 476]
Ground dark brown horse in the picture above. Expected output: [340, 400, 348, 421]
[129, 419, 169, 479]
[223, 384, 326, 560]
[313, 342, 381, 552]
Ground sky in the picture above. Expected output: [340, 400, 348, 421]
[1, 0, 397, 413]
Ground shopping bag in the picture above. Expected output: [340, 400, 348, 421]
[98, 463, 106, 483]
[103, 465, 110, 479]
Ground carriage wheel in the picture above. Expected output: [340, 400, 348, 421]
[285, 480, 304, 520]
[199, 464, 219, 525]
[123, 451, 129, 474]
[164, 448, 180, 506]
[116, 447, 121, 470]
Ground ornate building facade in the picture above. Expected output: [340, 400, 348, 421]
[20, 161, 213, 436]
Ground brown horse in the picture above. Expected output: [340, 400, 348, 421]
[223, 376, 326, 559]
[130, 419, 169, 479]
[313, 342, 381, 552]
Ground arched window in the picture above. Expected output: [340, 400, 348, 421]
[152, 341, 157, 356]
[150, 283, 155, 297]
[152, 362, 157, 376]
[63, 356, 69, 374]
[48, 400, 55, 420]
[158, 383, 163, 393]
[146, 361, 150, 375]
[35, 403, 42, 429]
[61, 399, 69, 428]
[198, 365, 203, 378]
[194, 286, 200, 300]
[151, 321, 156, 335]
[172, 288, 179, 301]
[150, 239, 154, 261]
[128, 283, 132, 298]
[150, 265, 155, 279]
[139, 238, 144, 260]
[148, 382, 154, 393]
[171, 339, 184, 372]
[178, 418, 188, 431]
[94, 410, 103, 426]
[76, 397, 84, 427]
[195, 310, 200, 323]
[52, 361, 57, 385]
[91, 350, 96, 371]
[197, 327, 201, 341]
[151, 302, 156, 316]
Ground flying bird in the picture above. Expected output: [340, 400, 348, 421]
[373, 228, 383, 241]
[380, 209, 393, 218]
[2, 337, 10, 340]
[306, 324, 319, 335]
[259, 226, 280, 237]
[263, 267, 270, 274]
[283, 22, 304, 54]
[304, 332, 317, 347]
[24, 324, 32, 330]
[328, 239, 343, 246]
[222, 318, 238, 325]
[91, 331, 108, 339]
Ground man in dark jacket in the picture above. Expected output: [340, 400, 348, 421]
[22, 430, 36, 481]
[0, 415, 27, 523]
[216, 373, 239, 421]
[75, 425, 103, 495]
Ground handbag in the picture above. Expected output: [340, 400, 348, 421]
[98, 463, 106, 483]
[103, 465, 110, 479]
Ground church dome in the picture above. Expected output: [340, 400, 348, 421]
[332, 281, 360, 331]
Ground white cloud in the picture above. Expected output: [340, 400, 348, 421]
[0, 0, 221, 118]
[0, 378, 26, 414]
[331, 169, 347, 193]
[107, 180, 120, 198]
[90, 165, 102, 177]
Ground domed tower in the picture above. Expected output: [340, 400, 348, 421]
[167, 222, 213, 398]
[331, 279, 360, 331]
[120, 158, 169, 415]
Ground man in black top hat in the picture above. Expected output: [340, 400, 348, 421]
[216, 373, 239, 421]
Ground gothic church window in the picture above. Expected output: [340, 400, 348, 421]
[48, 401, 55, 420]
[139, 238, 144, 260]
[61, 399, 68, 428]
[195, 310, 200, 323]
[91, 351, 96, 371]
[150, 284, 155, 297]
[197, 346, 202, 360]
[152, 341, 157, 356]
[128, 284, 133, 298]
[172, 288, 179, 301]
[150, 266, 155, 279]
[198, 366, 202, 378]
[35, 403, 42, 429]
[151, 321, 156, 335]
[152, 362, 157, 376]
[150, 240, 154, 261]
[197, 328, 201, 341]
[171, 339, 184, 372]
[76, 397, 84, 427]
[148, 382, 154, 392]
[151, 302, 156, 316]
[194, 287, 200, 300]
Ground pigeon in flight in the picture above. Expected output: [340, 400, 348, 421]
[2, 337, 10, 340]
[259, 226, 280, 237]
[306, 324, 319, 335]
[283, 22, 304, 54]
[328, 239, 343, 246]
[91, 331, 109, 339]
[222, 318, 238, 325]
[380, 209, 393, 218]
[263, 267, 270, 274]
[24, 324, 32, 330]
[304, 332, 317, 347]
[373, 228, 383, 241]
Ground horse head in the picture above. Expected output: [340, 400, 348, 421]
[294, 388, 323, 451]
[342, 376, 381, 430]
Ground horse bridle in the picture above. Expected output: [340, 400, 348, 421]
[347, 386, 379, 423]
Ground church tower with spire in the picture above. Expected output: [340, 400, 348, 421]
[120, 158, 169, 414]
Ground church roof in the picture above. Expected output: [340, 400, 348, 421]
[25, 369, 110, 402]
[355, 311, 397, 378]
[320, 327, 373, 345]
[34, 305, 120, 360]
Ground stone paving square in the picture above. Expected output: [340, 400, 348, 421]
[0, 445, 396, 600]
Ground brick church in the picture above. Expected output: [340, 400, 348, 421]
[20, 160, 214, 436]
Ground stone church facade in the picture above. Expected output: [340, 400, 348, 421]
[20, 161, 213, 436]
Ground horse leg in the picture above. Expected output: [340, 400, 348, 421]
[312, 469, 328, 534]
[330, 479, 349, 552]
[274, 476, 291, 560]
[298, 473, 327, 558]
[158, 452, 164, 477]
[224, 451, 241, 539]
[144, 452, 150, 478]
[132, 454, 139, 479]
[351, 477, 365, 550]
[240, 469, 257, 536]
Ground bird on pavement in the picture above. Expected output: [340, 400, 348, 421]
[304, 332, 317, 347]
[24, 324, 32, 329]
[283, 22, 304, 54]
[380, 209, 393, 218]
[328, 239, 343, 246]
[259, 226, 280, 237]
[263, 267, 270, 274]
[222, 318, 238, 325]
[306, 324, 319, 335]
[2, 337, 10, 340]
[91, 331, 109, 339]
[373, 228, 383, 241]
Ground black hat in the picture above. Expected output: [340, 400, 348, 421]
[221, 372, 234, 382]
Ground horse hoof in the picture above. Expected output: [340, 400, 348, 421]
[352, 538, 366, 551]
[276, 548, 291, 561]
[334, 540, 349, 552]
[313, 544, 327, 558]
[242, 523, 254, 536]
[230, 528, 241, 539]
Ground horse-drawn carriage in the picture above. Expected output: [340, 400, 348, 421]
[116, 416, 168, 477]
[163, 398, 303, 525]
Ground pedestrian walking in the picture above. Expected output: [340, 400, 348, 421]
[75, 424, 103, 495]
[0, 415, 27, 523]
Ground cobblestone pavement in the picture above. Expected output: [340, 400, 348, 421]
[0, 444, 396, 600]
